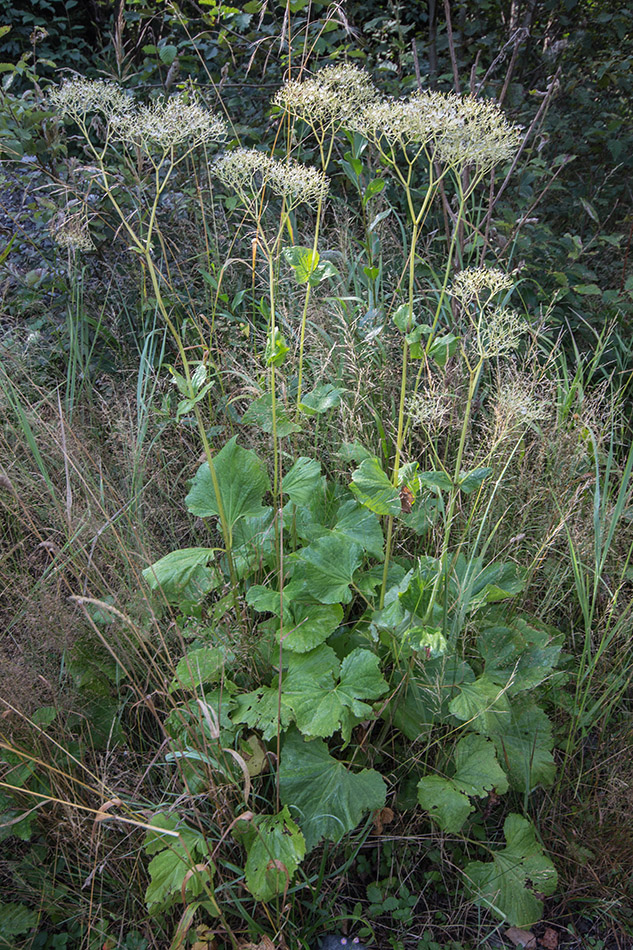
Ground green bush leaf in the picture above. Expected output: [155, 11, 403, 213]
[0, 903, 38, 942]
[283, 245, 319, 283]
[236, 807, 306, 901]
[335, 499, 384, 558]
[464, 814, 557, 927]
[449, 674, 512, 734]
[350, 457, 401, 516]
[488, 696, 556, 792]
[479, 616, 563, 692]
[185, 437, 270, 532]
[280, 602, 343, 653]
[280, 729, 387, 851]
[233, 685, 291, 740]
[458, 467, 493, 494]
[143, 547, 217, 601]
[291, 532, 363, 604]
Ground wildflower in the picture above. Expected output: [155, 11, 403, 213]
[274, 64, 378, 133]
[213, 148, 329, 211]
[51, 211, 94, 252]
[110, 93, 227, 152]
[451, 267, 515, 308]
[494, 374, 549, 427]
[409, 386, 453, 430]
[475, 307, 526, 359]
[353, 91, 521, 173]
[49, 78, 132, 122]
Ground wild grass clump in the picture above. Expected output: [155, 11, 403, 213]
[0, 49, 632, 950]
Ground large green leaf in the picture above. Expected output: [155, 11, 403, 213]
[299, 383, 343, 415]
[236, 807, 306, 901]
[169, 646, 232, 694]
[449, 674, 512, 734]
[144, 814, 213, 913]
[242, 394, 301, 437]
[232, 685, 291, 741]
[335, 499, 384, 559]
[291, 532, 363, 604]
[0, 904, 38, 945]
[185, 437, 270, 533]
[350, 457, 401, 516]
[382, 656, 475, 740]
[280, 730, 387, 851]
[280, 601, 343, 653]
[488, 696, 556, 792]
[478, 617, 562, 693]
[283, 646, 387, 741]
[464, 814, 557, 927]
[283, 457, 322, 507]
[417, 735, 508, 833]
[142, 547, 217, 601]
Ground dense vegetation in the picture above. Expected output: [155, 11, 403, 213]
[1, 2, 632, 949]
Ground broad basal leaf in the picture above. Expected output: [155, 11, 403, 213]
[143, 814, 213, 913]
[237, 807, 306, 902]
[464, 814, 557, 927]
[283, 457, 322, 507]
[350, 457, 401, 516]
[280, 601, 343, 653]
[335, 499, 384, 559]
[291, 532, 363, 604]
[478, 616, 563, 693]
[233, 685, 291, 741]
[280, 729, 386, 851]
[488, 695, 556, 792]
[242, 393, 301, 436]
[417, 734, 508, 833]
[185, 437, 270, 533]
[449, 674, 512, 735]
[143, 547, 217, 601]
[299, 384, 343, 415]
[169, 646, 232, 694]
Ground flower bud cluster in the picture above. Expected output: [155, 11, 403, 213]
[49, 79, 132, 122]
[213, 148, 329, 211]
[353, 91, 521, 172]
[274, 64, 379, 133]
[110, 93, 227, 152]
[51, 212, 94, 252]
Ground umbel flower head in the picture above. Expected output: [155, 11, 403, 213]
[51, 211, 94, 252]
[475, 306, 526, 359]
[353, 90, 521, 172]
[274, 64, 378, 134]
[110, 92, 227, 153]
[49, 78, 132, 122]
[451, 267, 515, 308]
[213, 148, 329, 211]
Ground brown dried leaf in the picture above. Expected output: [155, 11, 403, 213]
[505, 927, 536, 949]
[538, 928, 558, 950]
[372, 806, 395, 835]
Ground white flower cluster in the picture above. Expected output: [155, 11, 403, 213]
[451, 267, 525, 359]
[274, 64, 379, 133]
[49, 79, 132, 122]
[51, 212, 94, 252]
[213, 148, 329, 211]
[494, 375, 549, 427]
[353, 91, 521, 172]
[451, 266, 515, 307]
[110, 93, 227, 152]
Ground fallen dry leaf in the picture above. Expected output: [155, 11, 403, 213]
[538, 928, 558, 949]
[505, 926, 537, 949]
[372, 806, 395, 835]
